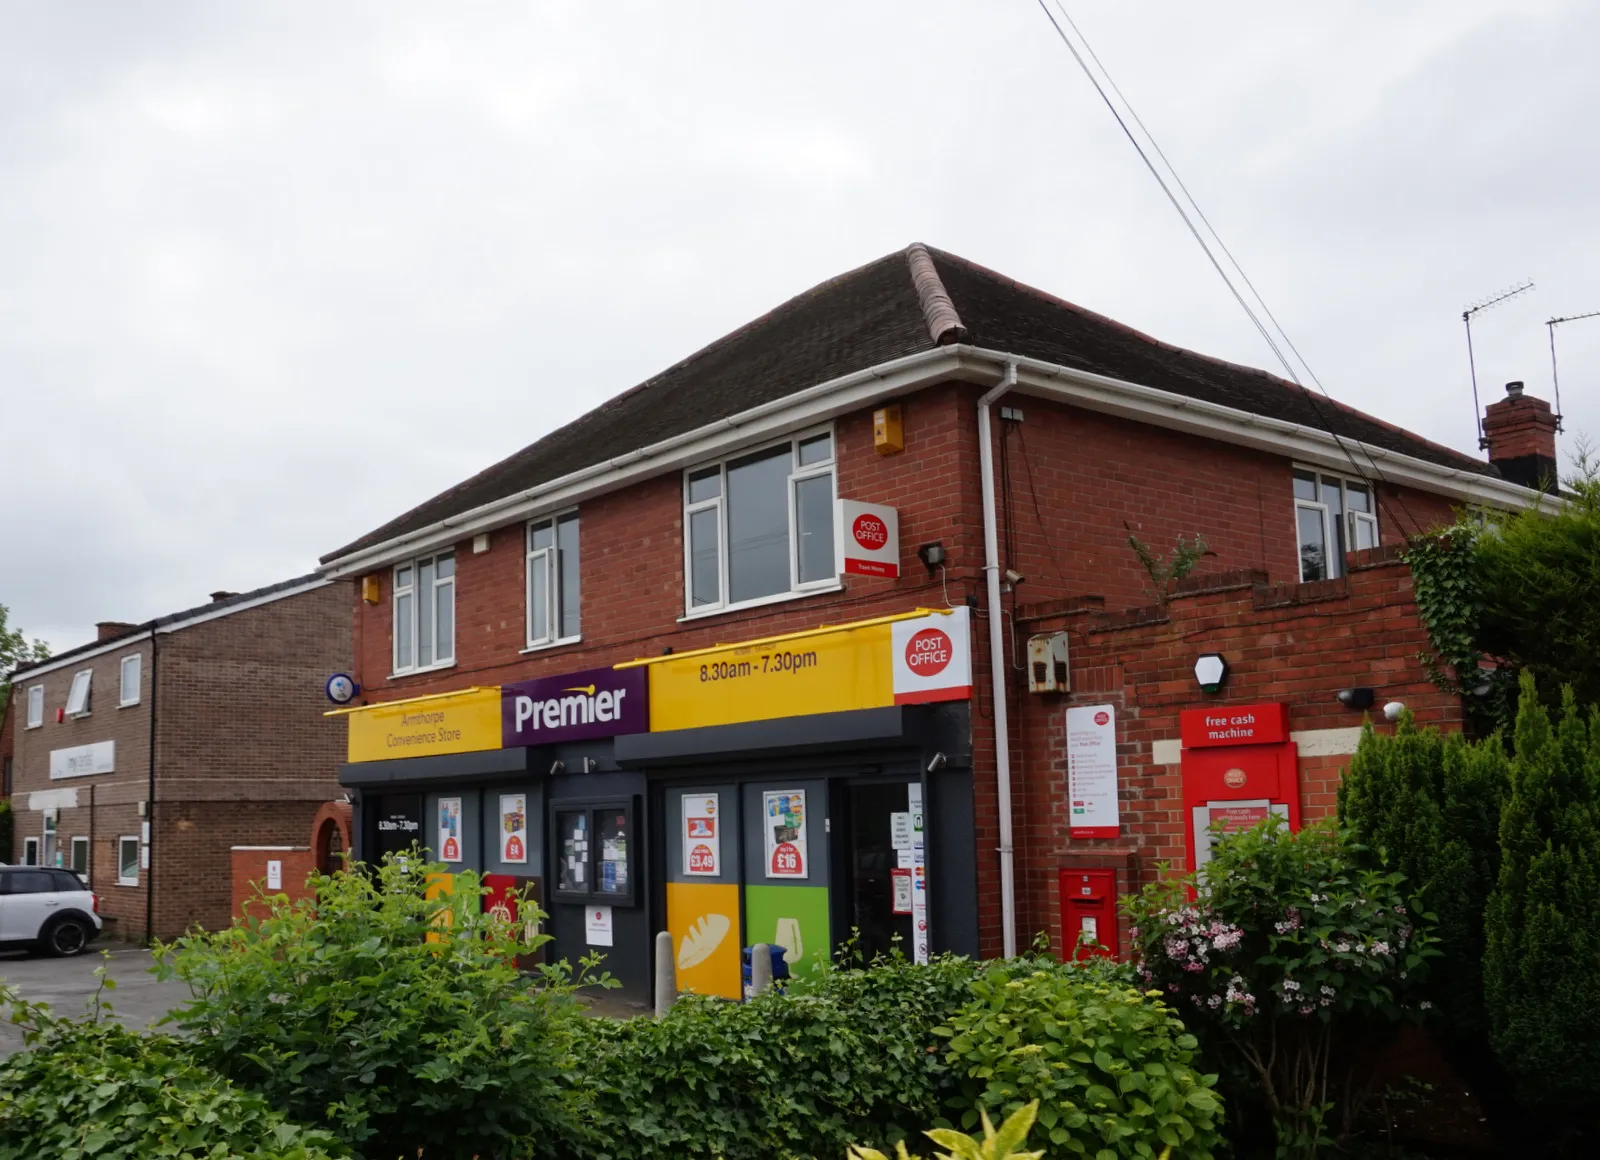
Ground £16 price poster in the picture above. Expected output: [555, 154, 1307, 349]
[763, 789, 808, 878]
[683, 793, 720, 876]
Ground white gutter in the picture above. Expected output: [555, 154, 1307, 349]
[977, 359, 1019, 959]
[325, 345, 1550, 577]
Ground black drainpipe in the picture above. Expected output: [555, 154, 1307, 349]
[144, 631, 159, 943]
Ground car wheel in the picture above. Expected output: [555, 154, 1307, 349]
[43, 917, 90, 957]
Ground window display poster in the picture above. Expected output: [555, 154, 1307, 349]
[763, 789, 808, 878]
[1066, 704, 1120, 839]
[908, 782, 928, 963]
[891, 868, 913, 914]
[683, 793, 720, 876]
[500, 793, 528, 864]
[586, 904, 614, 947]
[438, 796, 463, 862]
[598, 811, 629, 895]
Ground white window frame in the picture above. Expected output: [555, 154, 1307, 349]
[117, 836, 140, 886]
[1293, 468, 1380, 583]
[525, 510, 581, 651]
[391, 550, 456, 676]
[119, 653, 142, 707]
[26, 683, 44, 729]
[681, 426, 840, 618]
[42, 814, 57, 867]
[71, 835, 90, 876]
[65, 668, 93, 718]
[22, 837, 40, 866]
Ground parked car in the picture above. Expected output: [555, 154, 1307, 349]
[0, 866, 102, 956]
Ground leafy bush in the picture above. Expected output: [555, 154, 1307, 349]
[1338, 712, 1508, 1042]
[937, 964, 1221, 1158]
[564, 952, 980, 1159]
[0, 982, 344, 1160]
[1483, 673, 1600, 1138]
[1125, 818, 1435, 1156]
[156, 850, 605, 1160]
[852, 1100, 1045, 1160]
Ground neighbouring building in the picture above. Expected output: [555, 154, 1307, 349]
[7, 575, 351, 940]
[319, 244, 1557, 1002]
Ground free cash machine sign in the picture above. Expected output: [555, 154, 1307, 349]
[634, 607, 972, 732]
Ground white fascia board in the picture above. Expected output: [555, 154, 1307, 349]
[319, 346, 972, 577]
[988, 350, 1555, 515]
[321, 341, 1552, 579]
[9, 578, 332, 682]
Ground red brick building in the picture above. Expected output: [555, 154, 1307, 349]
[7, 576, 350, 940]
[322, 245, 1556, 997]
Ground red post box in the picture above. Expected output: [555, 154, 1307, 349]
[1060, 868, 1119, 960]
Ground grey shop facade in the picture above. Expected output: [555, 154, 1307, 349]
[335, 608, 981, 1002]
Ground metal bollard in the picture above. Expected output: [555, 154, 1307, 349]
[750, 942, 773, 996]
[654, 930, 677, 1017]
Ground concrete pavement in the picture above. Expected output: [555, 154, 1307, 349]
[0, 943, 190, 1055]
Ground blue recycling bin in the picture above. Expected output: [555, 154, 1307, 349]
[741, 944, 790, 997]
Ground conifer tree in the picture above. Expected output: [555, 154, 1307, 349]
[1483, 673, 1600, 1133]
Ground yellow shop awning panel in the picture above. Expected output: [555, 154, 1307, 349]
[329, 686, 503, 764]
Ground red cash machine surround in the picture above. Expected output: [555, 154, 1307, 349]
[1178, 702, 1300, 871]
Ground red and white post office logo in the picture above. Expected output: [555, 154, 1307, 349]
[852, 513, 889, 551]
[904, 627, 953, 676]
[1094, 710, 1110, 726]
[1223, 767, 1248, 790]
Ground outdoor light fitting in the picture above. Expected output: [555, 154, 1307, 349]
[1337, 687, 1376, 710]
[1194, 653, 1229, 694]
[1383, 701, 1407, 723]
[917, 542, 947, 571]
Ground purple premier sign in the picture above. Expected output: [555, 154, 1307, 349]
[501, 666, 648, 747]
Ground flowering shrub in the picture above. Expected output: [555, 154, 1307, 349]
[1124, 818, 1437, 1156]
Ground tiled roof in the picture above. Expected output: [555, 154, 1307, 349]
[322, 245, 1496, 563]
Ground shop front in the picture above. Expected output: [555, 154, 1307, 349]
[617, 607, 980, 999]
[335, 607, 981, 1004]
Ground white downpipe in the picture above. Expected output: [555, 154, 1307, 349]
[977, 360, 1018, 958]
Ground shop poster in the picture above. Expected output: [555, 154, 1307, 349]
[745, 884, 829, 977]
[909, 782, 929, 964]
[499, 793, 528, 864]
[1066, 704, 1120, 839]
[763, 789, 808, 878]
[667, 881, 741, 998]
[682, 793, 721, 876]
[437, 797, 463, 862]
[585, 904, 614, 947]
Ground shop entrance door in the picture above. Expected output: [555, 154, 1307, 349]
[844, 781, 917, 962]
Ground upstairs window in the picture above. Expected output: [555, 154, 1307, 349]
[65, 669, 93, 718]
[684, 429, 837, 614]
[393, 551, 456, 674]
[120, 654, 142, 707]
[1294, 470, 1378, 582]
[26, 684, 43, 728]
[526, 512, 581, 648]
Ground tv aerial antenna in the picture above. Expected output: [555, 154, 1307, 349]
[1547, 310, 1599, 432]
[1463, 280, 1535, 448]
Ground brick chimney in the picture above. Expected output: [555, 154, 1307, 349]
[95, 621, 136, 642]
[1483, 380, 1559, 492]
[209, 590, 240, 603]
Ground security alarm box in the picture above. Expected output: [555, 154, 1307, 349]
[1026, 632, 1070, 693]
[873, 405, 904, 455]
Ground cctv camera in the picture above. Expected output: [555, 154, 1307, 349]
[926, 751, 947, 773]
[1003, 569, 1025, 586]
[1382, 701, 1406, 723]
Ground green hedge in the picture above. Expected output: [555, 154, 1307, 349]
[0, 987, 344, 1160]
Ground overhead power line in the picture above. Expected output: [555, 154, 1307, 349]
[1031, 0, 1427, 536]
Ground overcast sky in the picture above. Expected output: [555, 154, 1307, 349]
[3, 0, 1595, 652]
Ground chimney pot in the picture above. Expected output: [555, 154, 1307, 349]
[1505, 380, 1524, 398]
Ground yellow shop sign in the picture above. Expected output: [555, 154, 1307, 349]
[623, 607, 972, 733]
[335, 687, 503, 763]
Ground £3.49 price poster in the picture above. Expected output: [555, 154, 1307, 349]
[1066, 704, 1120, 839]
[763, 789, 807, 878]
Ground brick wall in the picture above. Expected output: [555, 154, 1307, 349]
[1007, 546, 1463, 957]
[232, 845, 318, 920]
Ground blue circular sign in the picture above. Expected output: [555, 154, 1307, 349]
[325, 673, 359, 704]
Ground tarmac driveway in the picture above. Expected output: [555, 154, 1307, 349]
[0, 944, 190, 1055]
